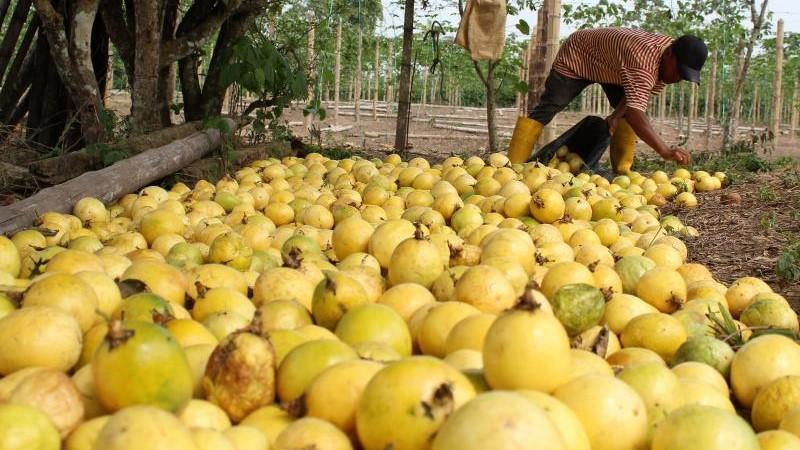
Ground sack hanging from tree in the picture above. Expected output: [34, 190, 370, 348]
[455, 0, 508, 61]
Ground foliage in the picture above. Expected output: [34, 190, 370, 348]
[221, 30, 308, 144]
[777, 240, 800, 283]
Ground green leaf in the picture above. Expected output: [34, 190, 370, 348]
[516, 19, 530, 36]
[514, 80, 529, 94]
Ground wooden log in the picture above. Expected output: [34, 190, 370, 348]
[27, 121, 205, 185]
[0, 120, 235, 235]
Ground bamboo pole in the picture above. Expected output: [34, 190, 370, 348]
[334, 18, 342, 125]
[770, 18, 784, 147]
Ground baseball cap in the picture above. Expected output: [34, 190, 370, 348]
[672, 35, 708, 83]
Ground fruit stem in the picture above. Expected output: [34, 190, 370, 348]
[106, 320, 135, 351]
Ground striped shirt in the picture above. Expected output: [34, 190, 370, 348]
[552, 28, 674, 111]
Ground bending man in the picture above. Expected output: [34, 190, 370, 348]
[508, 27, 708, 173]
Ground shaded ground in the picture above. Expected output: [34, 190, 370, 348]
[664, 168, 800, 306]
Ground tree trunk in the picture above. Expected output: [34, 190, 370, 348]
[158, 0, 179, 127]
[752, 84, 759, 128]
[705, 52, 717, 150]
[304, 9, 316, 132]
[131, 0, 163, 134]
[394, 0, 414, 151]
[722, 0, 769, 152]
[770, 18, 784, 149]
[354, 28, 362, 123]
[485, 61, 498, 153]
[33, 0, 105, 144]
[373, 36, 379, 121]
[334, 17, 341, 125]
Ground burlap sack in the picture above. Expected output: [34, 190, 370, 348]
[455, 0, 508, 61]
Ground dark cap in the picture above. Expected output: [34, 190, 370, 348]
[672, 35, 708, 83]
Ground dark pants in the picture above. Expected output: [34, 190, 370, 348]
[528, 70, 625, 124]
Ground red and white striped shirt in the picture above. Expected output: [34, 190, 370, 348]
[552, 28, 674, 111]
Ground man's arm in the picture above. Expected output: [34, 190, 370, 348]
[625, 108, 690, 165]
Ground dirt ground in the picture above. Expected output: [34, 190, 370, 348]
[663, 169, 800, 305]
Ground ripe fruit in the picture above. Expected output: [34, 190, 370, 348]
[727, 277, 773, 317]
[554, 374, 648, 450]
[0, 403, 60, 450]
[274, 417, 352, 450]
[335, 303, 412, 357]
[203, 324, 276, 422]
[387, 229, 444, 288]
[356, 356, 476, 450]
[636, 267, 687, 313]
[22, 273, 98, 332]
[377, 283, 436, 321]
[8, 368, 83, 437]
[93, 405, 196, 450]
[93, 320, 193, 413]
[253, 267, 315, 310]
[417, 301, 480, 358]
[483, 298, 570, 392]
[0, 236, 21, 278]
[312, 271, 369, 330]
[0, 306, 82, 375]
[332, 216, 374, 260]
[517, 390, 591, 450]
[620, 312, 687, 361]
[651, 405, 758, 450]
[305, 360, 383, 434]
[276, 339, 358, 404]
[444, 313, 495, 354]
[751, 375, 800, 431]
[602, 293, 659, 334]
[731, 334, 800, 408]
[540, 261, 596, 300]
[431, 391, 566, 450]
[757, 430, 800, 450]
[453, 264, 516, 313]
[530, 188, 566, 223]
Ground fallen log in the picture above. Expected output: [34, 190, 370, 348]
[27, 121, 205, 186]
[0, 119, 235, 235]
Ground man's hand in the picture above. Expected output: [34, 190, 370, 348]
[657, 146, 691, 165]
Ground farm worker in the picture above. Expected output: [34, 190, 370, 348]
[508, 28, 708, 173]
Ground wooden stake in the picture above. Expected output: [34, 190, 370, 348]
[373, 36, 379, 121]
[333, 17, 342, 125]
[705, 52, 717, 150]
[687, 82, 696, 149]
[355, 28, 362, 124]
[770, 18, 784, 147]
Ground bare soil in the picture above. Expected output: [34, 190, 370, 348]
[663, 169, 800, 306]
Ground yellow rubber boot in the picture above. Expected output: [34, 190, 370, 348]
[610, 118, 636, 174]
[508, 117, 545, 164]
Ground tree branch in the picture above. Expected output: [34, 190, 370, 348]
[472, 60, 488, 87]
[100, 0, 135, 80]
[161, 0, 243, 68]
